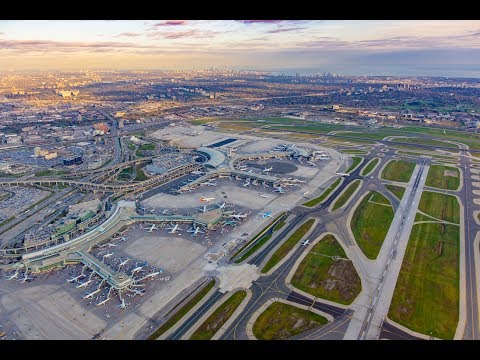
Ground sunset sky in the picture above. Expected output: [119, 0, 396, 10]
[1, 20, 479, 76]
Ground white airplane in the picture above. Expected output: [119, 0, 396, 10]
[252, 179, 259, 186]
[131, 266, 144, 275]
[83, 289, 101, 299]
[114, 236, 127, 242]
[146, 224, 159, 232]
[336, 172, 350, 177]
[307, 161, 316, 167]
[102, 242, 117, 248]
[96, 297, 111, 306]
[140, 271, 161, 280]
[303, 191, 310, 196]
[76, 280, 93, 289]
[166, 224, 182, 234]
[201, 181, 217, 187]
[229, 213, 248, 219]
[301, 239, 311, 246]
[5, 271, 20, 280]
[19, 272, 33, 283]
[118, 259, 130, 268]
[274, 186, 285, 194]
[118, 299, 129, 308]
[162, 209, 169, 214]
[217, 202, 226, 209]
[149, 208, 156, 214]
[67, 274, 85, 283]
[260, 212, 273, 218]
[188, 226, 205, 236]
[262, 166, 273, 172]
[102, 252, 113, 260]
[197, 205, 208, 213]
[200, 196, 214, 202]
[243, 181, 251, 187]
[259, 194, 270, 198]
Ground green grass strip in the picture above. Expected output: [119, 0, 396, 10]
[331, 180, 361, 211]
[303, 178, 341, 207]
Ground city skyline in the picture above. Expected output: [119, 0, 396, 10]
[1, 20, 480, 77]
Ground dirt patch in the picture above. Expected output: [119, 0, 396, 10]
[443, 170, 458, 177]
[320, 260, 360, 300]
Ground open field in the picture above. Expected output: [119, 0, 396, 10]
[361, 158, 380, 176]
[261, 219, 315, 273]
[394, 137, 458, 149]
[351, 191, 394, 259]
[425, 165, 460, 191]
[291, 234, 361, 304]
[147, 280, 216, 340]
[388, 222, 459, 339]
[252, 302, 328, 340]
[418, 191, 460, 224]
[381, 160, 415, 183]
[345, 156, 362, 173]
[303, 178, 342, 207]
[331, 180, 361, 211]
[190, 290, 246, 340]
[385, 184, 406, 200]
[341, 149, 369, 155]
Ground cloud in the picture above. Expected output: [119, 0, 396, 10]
[116, 32, 142, 37]
[266, 27, 305, 34]
[154, 20, 186, 27]
[239, 20, 285, 24]
[148, 29, 220, 40]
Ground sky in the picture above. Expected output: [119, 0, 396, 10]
[1, 20, 480, 77]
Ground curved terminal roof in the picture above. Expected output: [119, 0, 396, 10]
[286, 146, 309, 158]
[196, 147, 226, 169]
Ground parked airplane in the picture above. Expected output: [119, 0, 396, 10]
[224, 219, 237, 226]
[118, 299, 129, 308]
[96, 297, 111, 306]
[67, 274, 85, 283]
[76, 280, 93, 289]
[5, 270, 20, 280]
[102, 252, 113, 260]
[200, 196, 215, 202]
[336, 172, 350, 177]
[83, 289, 101, 299]
[301, 239, 311, 246]
[307, 161, 316, 167]
[146, 224, 159, 232]
[19, 272, 33, 283]
[149, 208, 156, 214]
[131, 266, 144, 275]
[274, 186, 285, 194]
[106, 243, 117, 248]
[197, 205, 208, 213]
[166, 224, 182, 234]
[229, 213, 248, 219]
[201, 181, 217, 187]
[217, 202, 226, 209]
[243, 181, 251, 187]
[262, 166, 273, 172]
[188, 226, 205, 237]
[118, 259, 130, 269]
[303, 191, 310, 196]
[114, 236, 128, 242]
[260, 212, 273, 218]
[162, 209, 170, 215]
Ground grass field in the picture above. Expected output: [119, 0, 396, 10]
[388, 222, 459, 339]
[418, 191, 460, 224]
[147, 280, 215, 340]
[134, 167, 147, 181]
[345, 157, 362, 173]
[232, 213, 286, 263]
[35, 169, 66, 177]
[394, 137, 458, 149]
[253, 302, 328, 340]
[117, 167, 133, 181]
[303, 178, 342, 207]
[425, 165, 460, 191]
[331, 180, 361, 211]
[381, 160, 416, 183]
[385, 184, 406, 200]
[414, 212, 436, 222]
[261, 219, 315, 273]
[291, 234, 361, 304]
[138, 143, 156, 151]
[351, 191, 394, 259]
[341, 149, 369, 155]
[360, 158, 380, 176]
[190, 290, 246, 340]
